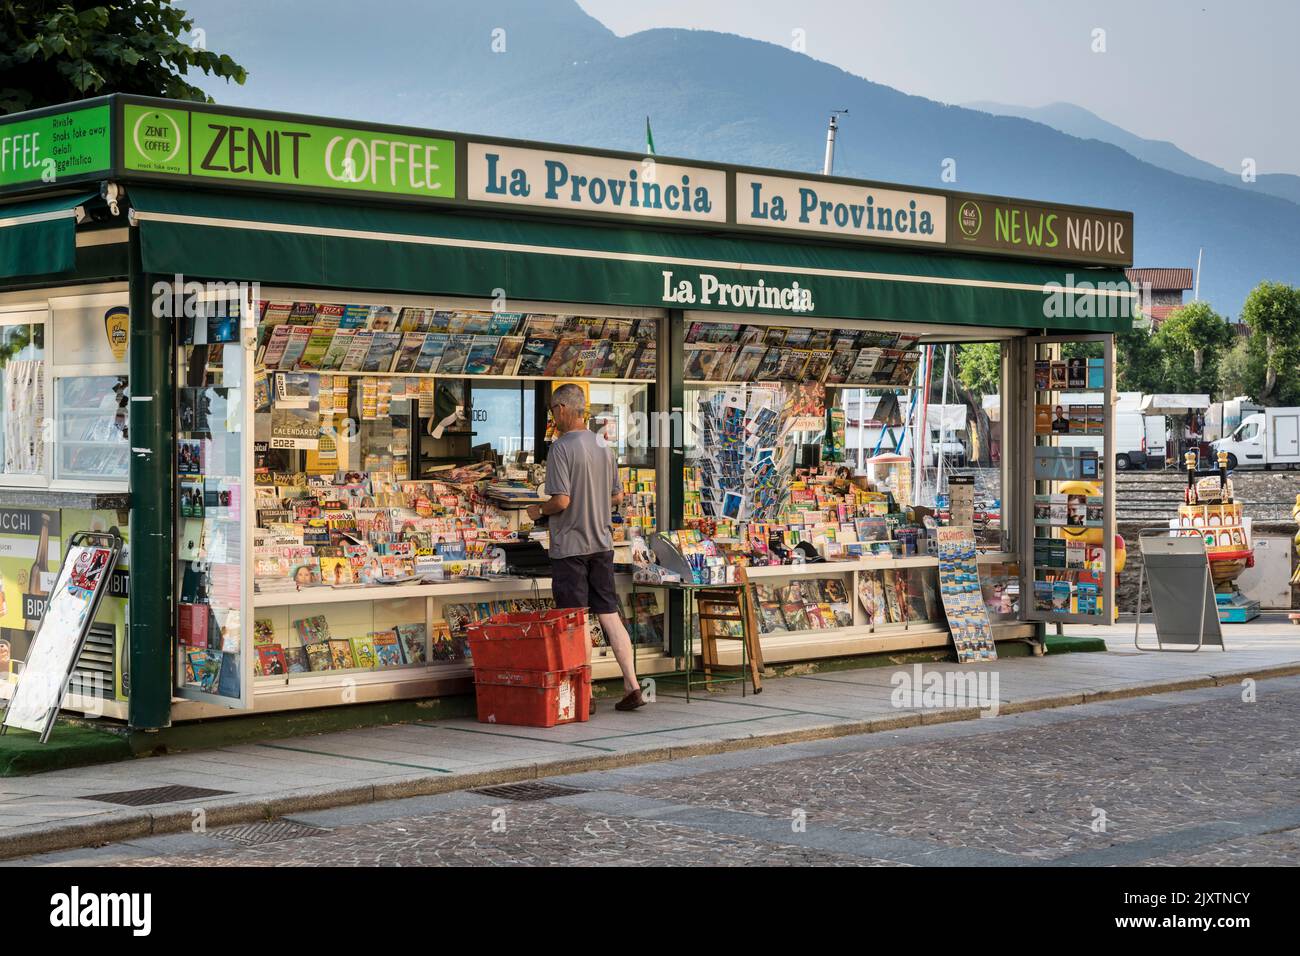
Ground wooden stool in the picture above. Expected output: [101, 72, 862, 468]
[695, 567, 764, 693]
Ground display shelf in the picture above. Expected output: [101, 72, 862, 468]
[744, 555, 938, 578]
[685, 380, 917, 389]
[266, 369, 652, 385]
[253, 573, 634, 607]
[249, 630, 673, 691]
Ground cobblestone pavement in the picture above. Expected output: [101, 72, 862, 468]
[9, 678, 1299, 867]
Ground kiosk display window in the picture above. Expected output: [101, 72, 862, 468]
[1025, 336, 1115, 621]
[174, 304, 250, 704]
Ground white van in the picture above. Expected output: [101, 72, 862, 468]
[1212, 408, 1300, 469]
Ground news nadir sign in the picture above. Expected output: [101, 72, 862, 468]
[467, 143, 726, 223]
[737, 172, 947, 245]
[949, 195, 1130, 265]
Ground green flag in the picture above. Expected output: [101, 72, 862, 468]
[645, 116, 655, 155]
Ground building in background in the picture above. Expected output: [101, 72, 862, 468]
[1125, 268, 1194, 328]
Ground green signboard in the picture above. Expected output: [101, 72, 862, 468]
[123, 104, 455, 200]
[947, 195, 1132, 267]
[0, 104, 111, 190]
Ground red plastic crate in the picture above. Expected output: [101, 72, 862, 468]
[473, 665, 591, 727]
[465, 607, 588, 671]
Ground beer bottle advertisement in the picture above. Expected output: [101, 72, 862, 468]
[0, 508, 62, 659]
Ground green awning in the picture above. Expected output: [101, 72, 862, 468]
[129, 186, 1135, 333]
[0, 192, 97, 279]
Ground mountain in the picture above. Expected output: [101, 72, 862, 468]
[181, 0, 1300, 318]
[965, 101, 1300, 209]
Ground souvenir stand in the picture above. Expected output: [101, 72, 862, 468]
[0, 94, 1135, 731]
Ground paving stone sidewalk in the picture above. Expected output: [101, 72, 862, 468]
[1, 617, 1297, 859]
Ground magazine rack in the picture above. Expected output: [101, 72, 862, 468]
[1021, 334, 1116, 625]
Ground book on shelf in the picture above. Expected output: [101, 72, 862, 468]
[631, 346, 656, 379]
[287, 301, 318, 325]
[362, 331, 402, 372]
[283, 646, 310, 673]
[328, 638, 357, 669]
[304, 641, 333, 671]
[517, 334, 558, 376]
[414, 332, 448, 373]
[372, 629, 404, 666]
[339, 304, 370, 328]
[438, 334, 473, 375]
[318, 328, 355, 370]
[350, 635, 377, 669]
[391, 332, 427, 374]
[338, 330, 375, 372]
[256, 644, 287, 676]
[490, 336, 525, 375]
[463, 335, 500, 375]
[297, 328, 335, 369]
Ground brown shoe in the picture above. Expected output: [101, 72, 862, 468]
[615, 688, 646, 711]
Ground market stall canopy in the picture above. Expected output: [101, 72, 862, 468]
[1141, 394, 1211, 416]
[0, 191, 98, 279]
[127, 185, 1135, 333]
[926, 404, 967, 432]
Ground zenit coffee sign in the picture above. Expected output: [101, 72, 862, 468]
[949, 196, 1133, 266]
[467, 143, 726, 223]
[123, 104, 454, 199]
[737, 173, 947, 245]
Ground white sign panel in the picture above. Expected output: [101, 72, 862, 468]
[737, 173, 947, 244]
[468, 143, 727, 223]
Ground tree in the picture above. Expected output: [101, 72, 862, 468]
[1215, 336, 1256, 401]
[0, 1, 246, 114]
[1115, 326, 1163, 394]
[1148, 301, 1233, 395]
[955, 342, 1000, 398]
[952, 343, 999, 466]
[1238, 281, 1300, 403]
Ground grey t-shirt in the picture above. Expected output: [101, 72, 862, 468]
[545, 428, 618, 559]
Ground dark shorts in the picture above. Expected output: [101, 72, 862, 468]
[551, 550, 619, 615]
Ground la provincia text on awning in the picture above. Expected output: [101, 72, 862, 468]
[126, 185, 1136, 334]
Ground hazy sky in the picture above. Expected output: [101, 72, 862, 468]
[577, 0, 1299, 176]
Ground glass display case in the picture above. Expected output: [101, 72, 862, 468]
[747, 561, 941, 637]
[174, 302, 251, 706]
[1023, 335, 1115, 622]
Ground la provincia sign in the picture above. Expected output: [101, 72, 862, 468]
[737, 173, 947, 244]
[660, 270, 815, 313]
[467, 143, 726, 223]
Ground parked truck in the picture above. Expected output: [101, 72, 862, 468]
[1211, 407, 1300, 469]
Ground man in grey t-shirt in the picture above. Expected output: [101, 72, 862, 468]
[527, 384, 645, 711]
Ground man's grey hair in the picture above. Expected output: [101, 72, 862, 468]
[551, 383, 586, 413]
